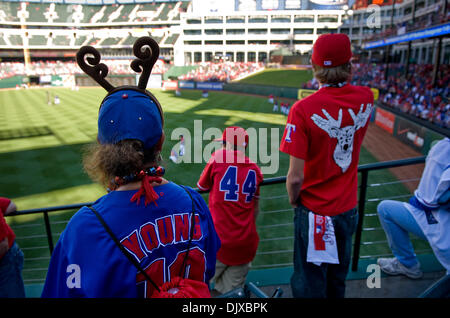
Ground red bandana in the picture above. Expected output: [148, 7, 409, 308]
[130, 174, 162, 206]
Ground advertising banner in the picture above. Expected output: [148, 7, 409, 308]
[375, 107, 395, 134]
[364, 23, 450, 49]
[297, 89, 316, 100]
[371, 88, 379, 101]
[178, 81, 195, 89]
[162, 80, 178, 90]
[298, 88, 379, 101]
[145, 74, 162, 89]
[196, 82, 223, 91]
[395, 116, 427, 151]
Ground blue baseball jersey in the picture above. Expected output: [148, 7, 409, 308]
[41, 182, 220, 298]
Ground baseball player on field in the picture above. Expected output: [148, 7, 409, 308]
[280, 33, 374, 298]
[197, 126, 264, 295]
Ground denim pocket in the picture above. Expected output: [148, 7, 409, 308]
[294, 206, 310, 242]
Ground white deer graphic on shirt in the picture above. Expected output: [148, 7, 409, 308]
[311, 103, 372, 173]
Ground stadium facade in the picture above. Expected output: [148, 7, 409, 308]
[0, 0, 448, 68]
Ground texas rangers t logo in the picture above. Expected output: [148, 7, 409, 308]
[284, 124, 296, 143]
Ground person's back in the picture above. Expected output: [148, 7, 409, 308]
[0, 197, 25, 298]
[284, 83, 373, 215]
[280, 33, 374, 298]
[197, 127, 263, 294]
[199, 148, 262, 264]
[42, 182, 219, 298]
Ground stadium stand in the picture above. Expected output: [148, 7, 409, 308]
[52, 35, 71, 47]
[303, 63, 450, 128]
[28, 35, 48, 47]
[74, 35, 87, 47]
[0, 1, 21, 22]
[178, 62, 264, 82]
[0, 1, 189, 24]
[8, 34, 23, 46]
[0, 33, 6, 46]
[0, 58, 170, 79]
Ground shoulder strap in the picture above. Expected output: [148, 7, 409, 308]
[87, 185, 197, 291]
[87, 205, 161, 292]
[179, 185, 196, 277]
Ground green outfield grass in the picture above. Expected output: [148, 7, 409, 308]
[0, 87, 429, 284]
[237, 69, 313, 88]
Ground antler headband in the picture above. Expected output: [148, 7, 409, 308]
[76, 36, 160, 92]
[76, 36, 164, 125]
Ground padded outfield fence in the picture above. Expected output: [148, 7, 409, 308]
[5, 156, 430, 285]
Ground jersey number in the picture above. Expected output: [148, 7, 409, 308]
[136, 247, 206, 298]
[219, 166, 257, 203]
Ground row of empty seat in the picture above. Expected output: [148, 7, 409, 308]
[0, 32, 179, 48]
[0, 1, 190, 24]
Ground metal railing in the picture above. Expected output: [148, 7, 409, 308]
[6, 156, 426, 283]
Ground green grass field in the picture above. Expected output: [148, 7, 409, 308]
[0, 84, 430, 285]
[237, 68, 313, 88]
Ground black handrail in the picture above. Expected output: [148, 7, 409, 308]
[352, 155, 425, 271]
[6, 156, 427, 271]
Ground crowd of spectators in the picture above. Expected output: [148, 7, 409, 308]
[178, 62, 264, 82]
[303, 63, 450, 129]
[365, 5, 449, 43]
[0, 60, 259, 83]
[0, 59, 169, 79]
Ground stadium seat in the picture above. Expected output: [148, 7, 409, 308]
[52, 35, 71, 47]
[8, 34, 23, 46]
[164, 33, 180, 45]
[28, 35, 47, 47]
[27, 3, 46, 23]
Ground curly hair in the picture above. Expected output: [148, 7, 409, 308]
[83, 139, 161, 189]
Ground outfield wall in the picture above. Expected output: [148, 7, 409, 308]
[223, 82, 299, 99]
[373, 105, 447, 155]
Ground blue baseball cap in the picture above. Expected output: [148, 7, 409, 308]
[97, 89, 163, 149]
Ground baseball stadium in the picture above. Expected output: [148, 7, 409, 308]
[0, 0, 449, 300]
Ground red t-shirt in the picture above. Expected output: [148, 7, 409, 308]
[197, 149, 263, 265]
[280, 84, 374, 216]
[0, 197, 15, 249]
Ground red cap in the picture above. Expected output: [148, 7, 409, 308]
[311, 33, 352, 68]
[215, 126, 249, 148]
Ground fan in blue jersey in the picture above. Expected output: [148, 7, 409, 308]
[41, 37, 220, 298]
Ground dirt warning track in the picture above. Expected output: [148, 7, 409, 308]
[362, 123, 425, 192]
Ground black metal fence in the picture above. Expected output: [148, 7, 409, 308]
[6, 156, 426, 281]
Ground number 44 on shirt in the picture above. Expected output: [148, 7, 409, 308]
[219, 166, 257, 203]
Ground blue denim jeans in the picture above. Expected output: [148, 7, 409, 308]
[0, 241, 25, 298]
[290, 205, 358, 298]
[377, 200, 426, 268]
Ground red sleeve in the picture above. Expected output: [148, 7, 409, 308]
[197, 161, 214, 191]
[280, 101, 309, 160]
[0, 197, 11, 216]
[0, 215, 8, 241]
